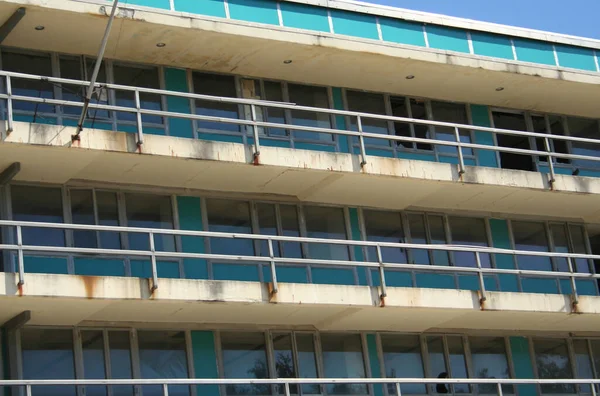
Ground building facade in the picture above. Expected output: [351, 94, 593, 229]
[1, 0, 600, 395]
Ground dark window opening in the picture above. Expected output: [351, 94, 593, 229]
[492, 112, 534, 171]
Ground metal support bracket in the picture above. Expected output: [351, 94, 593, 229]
[0, 7, 26, 44]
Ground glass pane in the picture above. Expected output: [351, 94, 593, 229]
[547, 116, 569, 163]
[81, 330, 107, 396]
[407, 213, 430, 265]
[430, 101, 472, 156]
[320, 333, 367, 395]
[346, 90, 389, 147]
[304, 206, 349, 261]
[429, 215, 450, 266]
[449, 217, 491, 268]
[288, 84, 332, 142]
[71, 189, 97, 248]
[193, 72, 239, 133]
[138, 331, 189, 396]
[60, 56, 109, 119]
[272, 333, 297, 394]
[221, 332, 269, 396]
[96, 191, 121, 249]
[108, 331, 134, 396]
[113, 65, 162, 125]
[381, 334, 426, 394]
[573, 340, 593, 393]
[21, 328, 76, 396]
[296, 334, 319, 394]
[447, 337, 469, 393]
[409, 99, 432, 151]
[533, 338, 574, 394]
[280, 205, 302, 259]
[426, 336, 448, 394]
[568, 117, 600, 170]
[390, 96, 415, 149]
[126, 193, 175, 252]
[512, 221, 552, 271]
[206, 199, 254, 256]
[590, 340, 600, 378]
[363, 210, 407, 264]
[256, 203, 280, 257]
[492, 112, 533, 172]
[550, 224, 570, 273]
[469, 337, 512, 394]
[11, 185, 65, 246]
[570, 225, 591, 273]
[263, 81, 286, 136]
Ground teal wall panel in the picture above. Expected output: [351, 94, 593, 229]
[559, 279, 598, 296]
[130, 260, 180, 278]
[191, 331, 220, 396]
[371, 269, 412, 287]
[470, 32, 514, 60]
[489, 219, 519, 292]
[330, 9, 379, 40]
[174, 0, 226, 17]
[513, 38, 556, 66]
[280, 2, 330, 32]
[177, 196, 208, 279]
[458, 275, 498, 292]
[74, 258, 126, 277]
[197, 132, 244, 143]
[263, 265, 308, 283]
[379, 18, 426, 47]
[164, 68, 194, 138]
[521, 277, 559, 294]
[415, 273, 455, 289]
[312, 267, 355, 285]
[23, 256, 68, 275]
[397, 151, 436, 161]
[366, 334, 384, 396]
[555, 45, 597, 71]
[294, 142, 337, 153]
[213, 263, 260, 281]
[426, 25, 470, 53]
[228, 0, 279, 25]
[348, 208, 368, 285]
[127, 0, 170, 9]
[470, 104, 498, 167]
[509, 337, 537, 396]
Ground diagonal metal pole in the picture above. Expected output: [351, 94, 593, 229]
[73, 0, 119, 141]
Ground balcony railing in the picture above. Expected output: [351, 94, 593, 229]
[0, 220, 598, 302]
[1, 70, 600, 184]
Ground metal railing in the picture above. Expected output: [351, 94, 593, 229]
[1, 70, 600, 184]
[0, 377, 598, 396]
[0, 220, 598, 303]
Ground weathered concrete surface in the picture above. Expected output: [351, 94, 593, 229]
[0, 273, 599, 334]
[2, 122, 600, 222]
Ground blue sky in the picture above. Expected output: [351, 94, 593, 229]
[365, 0, 600, 40]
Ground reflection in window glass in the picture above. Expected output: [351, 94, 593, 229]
[512, 221, 552, 271]
[363, 210, 407, 264]
[71, 189, 97, 248]
[469, 337, 512, 394]
[407, 213, 430, 265]
[193, 72, 239, 133]
[288, 84, 332, 142]
[381, 334, 426, 394]
[125, 194, 175, 252]
[569, 225, 591, 273]
[296, 334, 319, 395]
[206, 199, 254, 256]
[568, 117, 600, 170]
[138, 331, 189, 396]
[449, 217, 491, 268]
[11, 185, 65, 246]
[304, 206, 349, 261]
[22, 328, 76, 396]
[573, 340, 594, 394]
[256, 204, 302, 260]
[113, 64, 162, 125]
[428, 215, 450, 266]
[550, 224, 570, 273]
[272, 333, 297, 394]
[221, 332, 269, 395]
[321, 334, 367, 395]
[108, 331, 134, 396]
[81, 330, 107, 396]
[426, 336, 448, 394]
[533, 338, 574, 394]
[447, 337, 469, 393]
[346, 90, 389, 147]
[430, 101, 472, 156]
[96, 191, 121, 249]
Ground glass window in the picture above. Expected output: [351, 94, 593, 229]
[568, 117, 600, 170]
[320, 333, 367, 395]
[390, 96, 412, 149]
[407, 213, 430, 265]
[380, 334, 426, 394]
[550, 223, 571, 273]
[426, 336, 448, 394]
[113, 64, 163, 125]
[71, 189, 98, 248]
[449, 217, 491, 268]
[469, 337, 512, 394]
[447, 337, 469, 394]
[428, 215, 450, 266]
[206, 199, 254, 256]
[108, 331, 134, 396]
[59, 56, 109, 119]
[272, 333, 297, 394]
[363, 210, 407, 264]
[304, 206, 349, 261]
[430, 101, 472, 156]
[569, 225, 591, 273]
[573, 340, 594, 393]
[256, 204, 302, 259]
[11, 185, 65, 246]
[97, 191, 121, 249]
[81, 330, 107, 396]
[590, 340, 600, 379]
[193, 72, 239, 133]
[138, 331, 189, 396]
[492, 111, 533, 172]
[512, 221, 552, 271]
[21, 328, 76, 396]
[288, 83, 332, 142]
[240, 79, 286, 137]
[409, 99, 432, 151]
[125, 194, 175, 252]
[533, 338, 574, 394]
[346, 90, 389, 147]
[296, 334, 319, 394]
[221, 332, 269, 395]
[531, 115, 568, 165]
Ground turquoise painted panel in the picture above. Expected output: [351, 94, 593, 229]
[294, 142, 337, 152]
[379, 18, 426, 47]
[197, 132, 243, 143]
[537, 164, 574, 175]
[74, 258, 125, 277]
[126, 0, 170, 9]
[23, 256, 68, 275]
[191, 331, 220, 396]
[363, 148, 394, 158]
[578, 169, 600, 178]
[117, 124, 166, 136]
[63, 118, 113, 131]
[177, 196, 208, 279]
[439, 156, 476, 166]
[370, 269, 412, 287]
[489, 219, 519, 292]
[213, 263, 260, 281]
[130, 260, 180, 278]
[470, 32, 514, 60]
[521, 277, 559, 294]
[312, 267, 355, 285]
[426, 25, 470, 53]
[261, 139, 292, 148]
[470, 104, 498, 168]
[366, 334, 384, 396]
[348, 208, 368, 286]
[555, 45, 597, 71]
[14, 114, 57, 125]
[330, 9, 379, 40]
[263, 265, 308, 283]
[228, 0, 279, 25]
[509, 337, 537, 396]
[415, 273, 455, 289]
[513, 38, 556, 66]
[559, 279, 598, 296]
[332, 87, 350, 154]
[397, 151, 436, 161]
[457, 275, 498, 292]
[280, 2, 330, 32]
[174, 0, 226, 17]
[164, 68, 194, 138]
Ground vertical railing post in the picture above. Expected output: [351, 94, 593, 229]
[496, 383, 504, 396]
[134, 90, 144, 146]
[251, 104, 261, 161]
[376, 245, 387, 298]
[544, 137, 556, 187]
[357, 115, 367, 167]
[162, 384, 169, 396]
[567, 256, 579, 305]
[6, 75, 14, 133]
[16, 225, 24, 286]
[268, 238, 278, 295]
[591, 379, 598, 396]
[25, 384, 32, 396]
[454, 126, 466, 175]
[395, 382, 402, 396]
[149, 231, 158, 292]
[284, 383, 291, 396]
[475, 252, 486, 303]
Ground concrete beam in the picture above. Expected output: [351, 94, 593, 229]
[0, 162, 20, 185]
[0, 6, 25, 44]
[1, 310, 30, 330]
